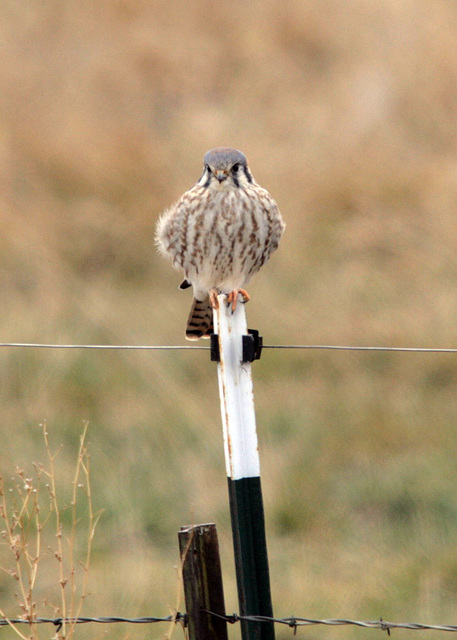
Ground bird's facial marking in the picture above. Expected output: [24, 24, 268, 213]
[243, 166, 253, 183]
[201, 164, 212, 187]
[230, 163, 242, 187]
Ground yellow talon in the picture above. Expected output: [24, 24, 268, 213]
[227, 289, 250, 312]
[209, 289, 219, 309]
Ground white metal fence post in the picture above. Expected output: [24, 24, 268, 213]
[213, 293, 275, 640]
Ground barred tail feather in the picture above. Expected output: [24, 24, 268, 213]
[186, 297, 214, 341]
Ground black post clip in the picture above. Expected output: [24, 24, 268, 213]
[210, 334, 220, 362]
[210, 329, 263, 363]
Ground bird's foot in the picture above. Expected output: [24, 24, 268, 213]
[227, 289, 250, 312]
[209, 289, 220, 309]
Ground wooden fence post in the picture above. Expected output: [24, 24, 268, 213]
[179, 523, 228, 640]
[213, 294, 275, 640]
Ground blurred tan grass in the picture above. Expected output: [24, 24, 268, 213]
[1, 1, 457, 638]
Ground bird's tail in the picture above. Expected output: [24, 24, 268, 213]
[186, 297, 214, 340]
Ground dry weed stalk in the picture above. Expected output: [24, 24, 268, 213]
[0, 422, 101, 639]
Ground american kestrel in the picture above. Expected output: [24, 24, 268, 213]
[156, 147, 285, 340]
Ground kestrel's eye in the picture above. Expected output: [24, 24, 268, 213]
[232, 163, 240, 173]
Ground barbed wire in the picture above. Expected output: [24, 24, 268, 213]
[3, 612, 457, 634]
[205, 612, 457, 634]
[0, 614, 186, 632]
[1, 342, 457, 353]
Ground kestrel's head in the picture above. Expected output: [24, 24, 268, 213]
[199, 147, 253, 189]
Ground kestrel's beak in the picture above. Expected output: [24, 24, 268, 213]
[214, 169, 229, 182]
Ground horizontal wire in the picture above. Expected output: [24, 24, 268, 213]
[0, 614, 184, 628]
[2, 612, 457, 633]
[263, 344, 457, 353]
[233, 614, 457, 632]
[0, 343, 208, 350]
[0, 342, 457, 353]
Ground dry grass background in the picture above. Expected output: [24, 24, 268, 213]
[2, 1, 457, 638]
